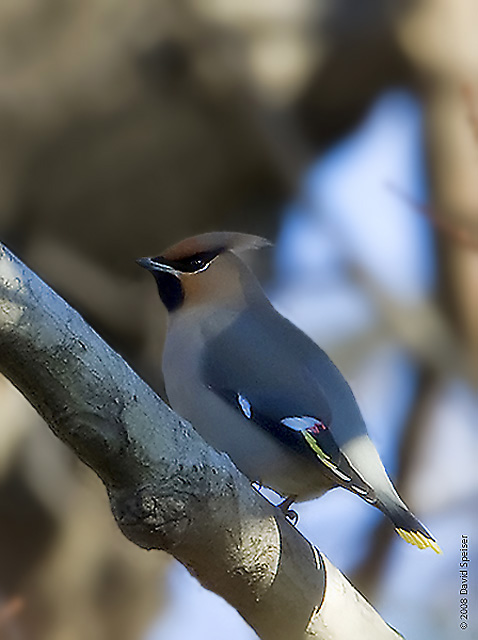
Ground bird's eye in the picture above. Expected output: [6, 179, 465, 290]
[161, 248, 224, 273]
[188, 256, 205, 270]
[179, 250, 222, 272]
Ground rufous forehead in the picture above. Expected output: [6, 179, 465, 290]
[161, 236, 211, 260]
[160, 232, 270, 261]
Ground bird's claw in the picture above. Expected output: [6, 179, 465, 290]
[277, 496, 299, 525]
[284, 508, 299, 525]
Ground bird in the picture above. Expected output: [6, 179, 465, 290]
[137, 231, 441, 553]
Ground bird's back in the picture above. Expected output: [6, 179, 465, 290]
[201, 299, 369, 449]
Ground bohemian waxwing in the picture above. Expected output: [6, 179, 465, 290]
[137, 232, 441, 553]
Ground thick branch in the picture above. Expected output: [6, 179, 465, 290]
[0, 243, 403, 640]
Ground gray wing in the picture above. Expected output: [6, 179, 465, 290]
[202, 306, 333, 424]
[201, 306, 375, 496]
[202, 304, 367, 444]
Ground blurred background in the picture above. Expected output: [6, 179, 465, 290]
[0, 1, 477, 639]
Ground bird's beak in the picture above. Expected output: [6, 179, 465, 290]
[136, 257, 179, 275]
[136, 257, 154, 270]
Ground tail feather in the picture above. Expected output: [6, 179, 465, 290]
[378, 498, 442, 554]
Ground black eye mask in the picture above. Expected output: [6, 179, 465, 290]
[152, 248, 225, 273]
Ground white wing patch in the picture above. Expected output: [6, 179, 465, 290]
[281, 416, 318, 431]
[350, 485, 368, 495]
[237, 393, 252, 419]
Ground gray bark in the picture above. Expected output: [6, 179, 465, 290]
[0, 242, 403, 640]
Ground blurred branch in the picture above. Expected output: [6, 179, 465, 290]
[0, 243, 404, 640]
[387, 183, 478, 252]
[0, 595, 23, 640]
[351, 365, 438, 595]
[176, 0, 311, 191]
[461, 82, 478, 149]
[24, 237, 150, 344]
[315, 211, 471, 383]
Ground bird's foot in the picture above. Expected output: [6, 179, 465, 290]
[278, 496, 299, 525]
[285, 509, 299, 525]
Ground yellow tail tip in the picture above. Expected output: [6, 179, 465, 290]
[396, 528, 442, 554]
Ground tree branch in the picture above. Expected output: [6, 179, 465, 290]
[0, 242, 403, 640]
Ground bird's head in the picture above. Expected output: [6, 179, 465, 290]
[137, 232, 271, 312]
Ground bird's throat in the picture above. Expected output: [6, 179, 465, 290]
[153, 271, 184, 312]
